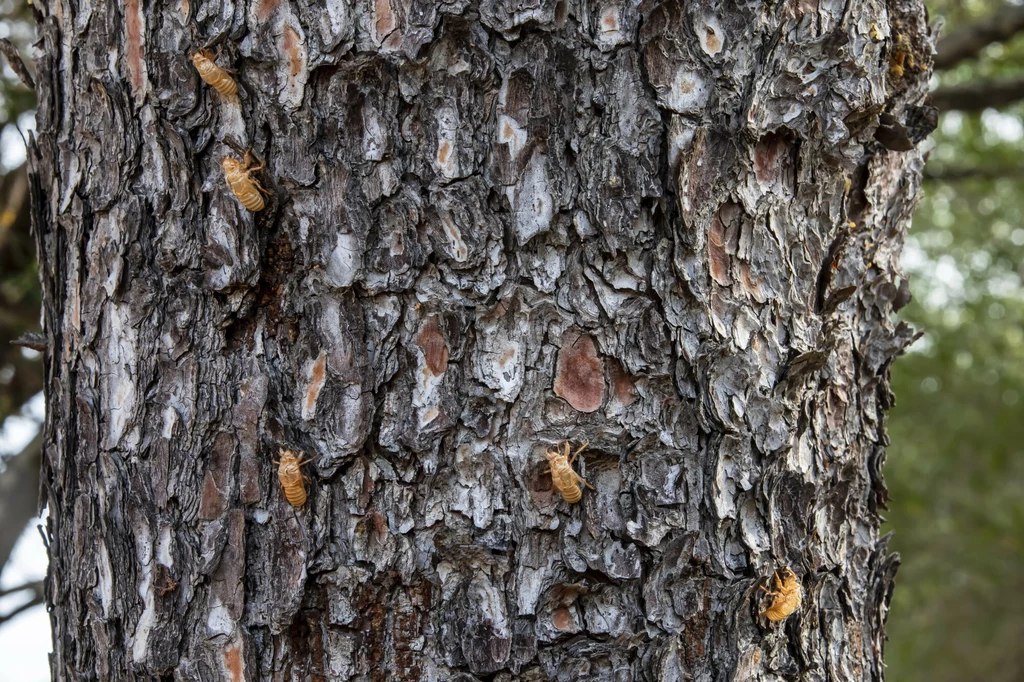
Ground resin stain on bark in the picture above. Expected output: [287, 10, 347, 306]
[698, 15, 724, 57]
[496, 114, 527, 163]
[596, 6, 628, 50]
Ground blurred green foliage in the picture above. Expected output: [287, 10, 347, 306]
[0, 0, 39, 427]
[884, 2, 1024, 680]
[0, 0, 34, 130]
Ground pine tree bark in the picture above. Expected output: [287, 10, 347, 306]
[30, 1, 933, 680]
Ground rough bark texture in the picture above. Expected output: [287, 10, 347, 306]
[30, 1, 933, 680]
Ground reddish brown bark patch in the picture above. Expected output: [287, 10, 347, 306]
[552, 607, 573, 631]
[235, 454, 260, 503]
[354, 575, 397, 682]
[704, 27, 721, 53]
[223, 641, 244, 682]
[738, 261, 766, 303]
[530, 461, 554, 494]
[375, 0, 397, 39]
[753, 132, 787, 184]
[282, 24, 303, 77]
[553, 332, 605, 413]
[124, 0, 144, 95]
[209, 510, 246, 622]
[199, 475, 223, 520]
[416, 317, 448, 376]
[437, 141, 452, 166]
[393, 581, 431, 681]
[304, 351, 327, 418]
[708, 210, 731, 286]
[200, 432, 234, 520]
[369, 510, 389, 544]
[255, 0, 280, 21]
[608, 359, 638, 407]
[155, 563, 177, 596]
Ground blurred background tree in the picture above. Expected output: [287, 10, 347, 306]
[0, 0, 39, 426]
[0, 0, 1021, 678]
[0, 0, 44, 630]
[884, 2, 1024, 680]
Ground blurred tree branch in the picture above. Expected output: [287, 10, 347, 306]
[0, 429, 42, 575]
[934, 4, 1024, 70]
[0, 163, 42, 425]
[924, 165, 1024, 181]
[0, 7, 46, 610]
[0, 160, 28, 250]
[931, 77, 1024, 111]
[0, 579, 43, 600]
[0, 580, 45, 626]
[0, 38, 34, 91]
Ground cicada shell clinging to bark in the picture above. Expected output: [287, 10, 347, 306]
[543, 440, 594, 504]
[275, 448, 315, 507]
[222, 151, 269, 211]
[190, 49, 238, 97]
[760, 567, 802, 622]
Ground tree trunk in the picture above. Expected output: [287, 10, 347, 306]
[30, 1, 933, 680]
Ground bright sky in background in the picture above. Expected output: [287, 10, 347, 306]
[0, 520, 50, 682]
[0, 20, 48, 677]
[0, 393, 49, 682]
